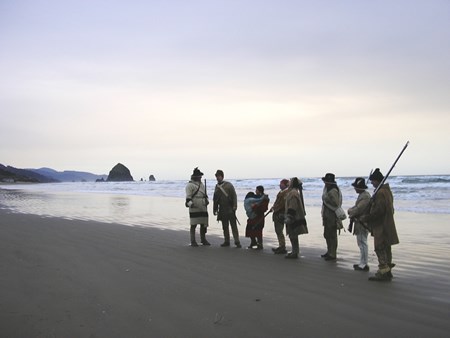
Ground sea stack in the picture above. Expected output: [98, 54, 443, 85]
[106, 163, 134, 182]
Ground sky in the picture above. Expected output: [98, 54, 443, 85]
[1, 0, 449, 180]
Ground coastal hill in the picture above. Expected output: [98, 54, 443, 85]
[30, 167, 107, 182]
[0, 164, 107, 183]
[0, 164, 58, 183]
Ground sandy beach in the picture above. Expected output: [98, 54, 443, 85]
[1, 206, 449, 338]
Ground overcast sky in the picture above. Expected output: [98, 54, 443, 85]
[1, 0, 449, 180]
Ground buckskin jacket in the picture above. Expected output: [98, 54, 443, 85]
[213, 181, 237, 220]
[365, 184, 399, 247]
[348, 190, 371, 235]
[271, 188, 288, 222]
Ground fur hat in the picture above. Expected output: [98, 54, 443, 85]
[322, 173, 336, 184]
[280, 179, 289, 186]
[191, 167, 204, 178]
[215, 169, 224, 177]
[369, 168, 384, 182]
[290, 177, 303, 189]
[352, 177, 368, 190]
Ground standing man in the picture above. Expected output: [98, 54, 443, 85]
[185, 167, 210, 247]
[348, 177, 371, 271]
[213, 170, 241, 248]
[270, 179, 290, 254]
[284, 177, 308, 259]
[321, 173, 344, 261]
[361, 168, 399, 282]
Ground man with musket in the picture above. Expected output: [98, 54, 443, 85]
[361, 168, 399, 281]
[213, 169, 242, 248]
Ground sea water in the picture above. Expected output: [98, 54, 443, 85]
[2, 175, 449, 276]
[0, 174, 448, 233]
[1, 175, 449, 214]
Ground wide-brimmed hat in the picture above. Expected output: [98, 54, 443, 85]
[352, 177, 368, 190]
[369, 168, 384, 182]
[215, 169, 224, 177]
[191, 167, 204, 178]
[322, 173, 336, 184]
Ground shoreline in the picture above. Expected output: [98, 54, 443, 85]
[1, 209, 449, 337]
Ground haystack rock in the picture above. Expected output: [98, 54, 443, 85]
[149, 175, 156, 181]
[106, 163, 134, 182]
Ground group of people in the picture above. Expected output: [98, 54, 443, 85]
[185, 167, 399, 282]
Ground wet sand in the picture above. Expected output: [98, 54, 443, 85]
[0, 208, 449, 337]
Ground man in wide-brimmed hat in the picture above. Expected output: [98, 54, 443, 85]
[320, 173, 344, 261]
[348, 177, 371, 271]
[185, 167, 210, 247]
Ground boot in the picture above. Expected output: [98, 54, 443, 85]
[368, 272, 392, 282]
[200, 226, 210, 246]
[190, 225, 198, 247]
[273, 246, 287, 254]
[285, 252, 298, 259]
[256, 236, 263, 250]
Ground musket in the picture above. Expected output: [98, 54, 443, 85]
[264, 210, 273, 218]
[360, 141, 410, 231]
[372, 141, 409, 198]
[234, 211, 241, 225]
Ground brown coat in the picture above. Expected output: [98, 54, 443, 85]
[366, 184, 399, 247]
[285, 188, 308, 236]
[321, 186, 343, 230]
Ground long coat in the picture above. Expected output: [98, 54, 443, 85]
[365, 184, 399, 248]
[185, 180, 209, 226]
[348, 190, 371, 235]
[321, 186, 343, 230]
[285, 188, 308, 236]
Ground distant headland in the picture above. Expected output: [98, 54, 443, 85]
[0, 162, 158, 183]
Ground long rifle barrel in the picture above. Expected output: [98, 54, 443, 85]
[373, 141, 410, 196]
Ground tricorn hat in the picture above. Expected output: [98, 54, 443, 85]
[369, 168, 384, 182]
[191, 167, 204, 178]
[322, 173, 336, 184]
[352, 177, 368, 190]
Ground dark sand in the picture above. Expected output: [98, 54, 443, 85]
[0, 210, 449, 337]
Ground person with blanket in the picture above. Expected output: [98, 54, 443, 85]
[245, 186, 269, 250]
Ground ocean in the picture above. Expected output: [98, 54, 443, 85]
[0, 175, 449, 227]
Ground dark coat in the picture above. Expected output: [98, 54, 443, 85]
[366, 184, 399, 247]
